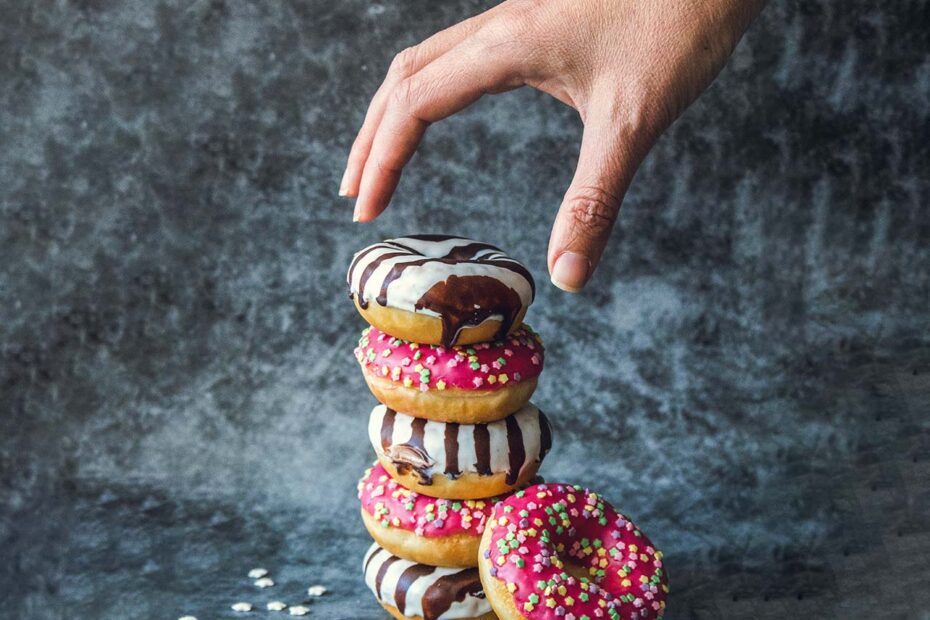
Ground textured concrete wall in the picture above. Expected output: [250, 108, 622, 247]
[2, 1, 929, 618]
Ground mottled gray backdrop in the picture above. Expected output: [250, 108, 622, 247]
[2, 1, 929, 619]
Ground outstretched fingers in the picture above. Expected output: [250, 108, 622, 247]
[353, 37, 529, 222]
[340, 6, 510, 200]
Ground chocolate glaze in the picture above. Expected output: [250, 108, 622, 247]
[421, 568, 486, 620]
[416, 274, 523, 348]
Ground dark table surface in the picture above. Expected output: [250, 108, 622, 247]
[2, 1, 929, 618]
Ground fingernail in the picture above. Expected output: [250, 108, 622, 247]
[339, 169, 350, 197]
[352, 202, 360, 222]
[550, 252, 590, 293]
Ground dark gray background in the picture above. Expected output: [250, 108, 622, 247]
[2, 1, 929, 618]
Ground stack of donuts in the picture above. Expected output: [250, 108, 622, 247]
[348, 235, 669, 620]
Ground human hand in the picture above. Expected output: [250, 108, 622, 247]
[340, 0, 765, 292]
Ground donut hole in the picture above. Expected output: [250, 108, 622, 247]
[542, 538, 607, 584]
[562, 559, 593, 582]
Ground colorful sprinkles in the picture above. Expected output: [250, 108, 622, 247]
[354, 325, 544, 392]
[484, 483, 668, 620]
[358, 462, 508, 538]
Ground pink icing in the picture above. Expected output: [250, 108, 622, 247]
[354, 324, 544, 392]
[484, 483, 668, 620]
[358, 462, 502, 538]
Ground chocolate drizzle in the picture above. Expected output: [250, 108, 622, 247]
[356, 250, 408, 309]
[504, 414, 525, 485]
[421, 568, 486, 620]
[473, 424, 492, 476]
[380, 408, 396, 451]
[394, 564, 435, 615]
[416, 274, 523, 348]
[363, 546, 380, 575]
[347, 243, 386, 306]
[443, 423, 461, 479]
[539, 409, 552, 460]
[378, 257, 431, 306]
[372, 404, 549, 485]
[347, 235, 535, 347]
[366, 544, 490, 620]
[374, 555, 400, 598]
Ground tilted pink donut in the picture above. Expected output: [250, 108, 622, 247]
[483, 483, 669, 620]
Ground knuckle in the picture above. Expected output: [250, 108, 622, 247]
[564, 189, 620, 236]
[486, 1, 542, 40]
[388, 45, 420, 78]
[491, 11, 525, 36]
[498, 12, 532, 38]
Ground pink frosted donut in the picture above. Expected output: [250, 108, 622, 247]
[354, 325, 545, 423]
[358, 462, 510, 568]
[478, 483, 669, 620]
[359, 462, 500, 537]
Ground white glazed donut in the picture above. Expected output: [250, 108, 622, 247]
[364, 543, 495, 620]
[368, 403, 552, 500]
[348, 235, 535, 347]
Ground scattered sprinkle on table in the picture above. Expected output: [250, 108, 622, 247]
[231, 602, 253, 612]
[267, 601, 287, 611]
[178, 616, 197, 620]
[254, 577, 275, 588]
[288, 605, 309, 616]
[306, 585, 327, 597]
[247, 568, 268, 579]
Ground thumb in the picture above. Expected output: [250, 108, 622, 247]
[547, 107, 644, 293]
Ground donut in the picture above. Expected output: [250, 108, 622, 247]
[478, 484, 669, 620]
[348, 235, 535, 347]
[364, 542, 496, 620]
[359, 462, 507, 568]
[355, 325, 544, 423]
[368, 403, 552, 500]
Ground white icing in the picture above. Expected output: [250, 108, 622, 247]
[367, 403, 547, 478]
[348, 236, 534, 318]
[363, 543, 491, 619]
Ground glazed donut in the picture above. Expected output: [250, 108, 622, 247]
[355, 325, 544, 423]
[348, 235, 535, 347]
[359, 462, 506, 568]
[364, 543, 496, 620]
[368, 404, 552, 501]
[478, 484, 669, 620]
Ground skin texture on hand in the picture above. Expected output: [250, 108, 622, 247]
[341, 0, 766, 292]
